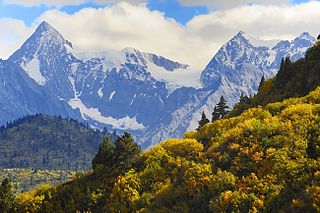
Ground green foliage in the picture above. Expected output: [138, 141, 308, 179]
[92, 137, 115, 170]
[0, 178, 15, 213]
[15, 184, 53, 213]
[114, 132, 142, 171]
[197, 111, 210, 131]
[211, 96, 230, 123]
[0, 168, 84, 194]
[216, 95, 229, 119]
[0, 114, 116, 170]
[92, 132, 141, 171]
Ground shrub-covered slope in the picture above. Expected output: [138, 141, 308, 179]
[20, 88, 320, 212]
[0, 114, 116, 170]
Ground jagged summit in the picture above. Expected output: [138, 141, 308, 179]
[8, 21, 74, 87]
[36, 21, 56, 33]
[292, 32, 316, 47]
[10, 21, 72, 62]
[297, 32, 315, 40]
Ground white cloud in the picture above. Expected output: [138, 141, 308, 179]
[0, 18, 34, 59]
[2, 1, 320, 72]
[3, 0, 146, 7]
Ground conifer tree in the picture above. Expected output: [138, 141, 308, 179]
[114, 132, 141, 170]
[216, 96, 229, 118]
[92, 137, 115, 170]
[258, 75, 265, 91]
[277, 56, 291, 85]
[197, 111, 210, 131]
[0, 178, 15, 213]
[212, 106, 220, 122]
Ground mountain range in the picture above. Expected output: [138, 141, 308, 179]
[0, 21, 316, 147]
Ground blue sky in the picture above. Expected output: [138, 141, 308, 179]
[0, 0, 209, 26]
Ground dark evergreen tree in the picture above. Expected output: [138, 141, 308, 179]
[317, 34, 320, 40]
[258, 75, 265, 91]
[212, 106, 220, 122]
[92, 137, 115, 170]
[114, 132, 141, 170]
[277, 56, 292, 85]
[197, 111, 210, 131]
[0, 178, 15, 213]
[216, 96, 229, 118]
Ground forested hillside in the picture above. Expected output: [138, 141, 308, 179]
[231, 41, 320, 116]
[3, 87, 319, 212]
[0, 114, 117, 170]
[0, 168, 84, 194]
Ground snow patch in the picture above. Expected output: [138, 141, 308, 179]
[21, 57, 46, 85]
[98, 87, 104, 98]
[68, 98, 144, 130]
[243, 33, 280, 48]
[109, 91, 116, 101]
[146, 61, 201, 92]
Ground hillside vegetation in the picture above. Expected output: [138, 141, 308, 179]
[5, 87, 319, 212]
[0, 114, 116, 170]
[0, 168, 84, 194]
[231, 41, 320, 116]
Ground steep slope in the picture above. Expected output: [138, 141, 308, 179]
[231, 40, 320, 116]
[2, 22, 316, 147]
[141, 32, 316, 147]
[7, 22, 194, 146]
[0, 59, 74, 125]
[0, 114, 116, 170]
[184, 31, 316, 131]
[23, 86, 320, 212]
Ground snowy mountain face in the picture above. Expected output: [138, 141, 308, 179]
[186, 31, 316, 133]
[3, 22, 192, 146]
[143, 31, 316, 147]
[0, 22, 316, 148]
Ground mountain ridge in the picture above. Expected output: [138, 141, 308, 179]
[0, 21, 316, 147]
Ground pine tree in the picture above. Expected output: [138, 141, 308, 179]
[114, 132, 141, 170]
[212, 106, 220, 122]
[216, 96, 229, 118]
[197, 111, 210, 131]
[0, 178, 15, 213]
[92, 137, 115, 170]
[258, 75, 265, 91]
[277, 56, 291, 85]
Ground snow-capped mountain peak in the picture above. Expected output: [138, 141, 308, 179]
[33, 21, 73, 49]
[9, 21, 75, 87]
[292, 32, 316, 47]
[1, 21, 317, 148]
